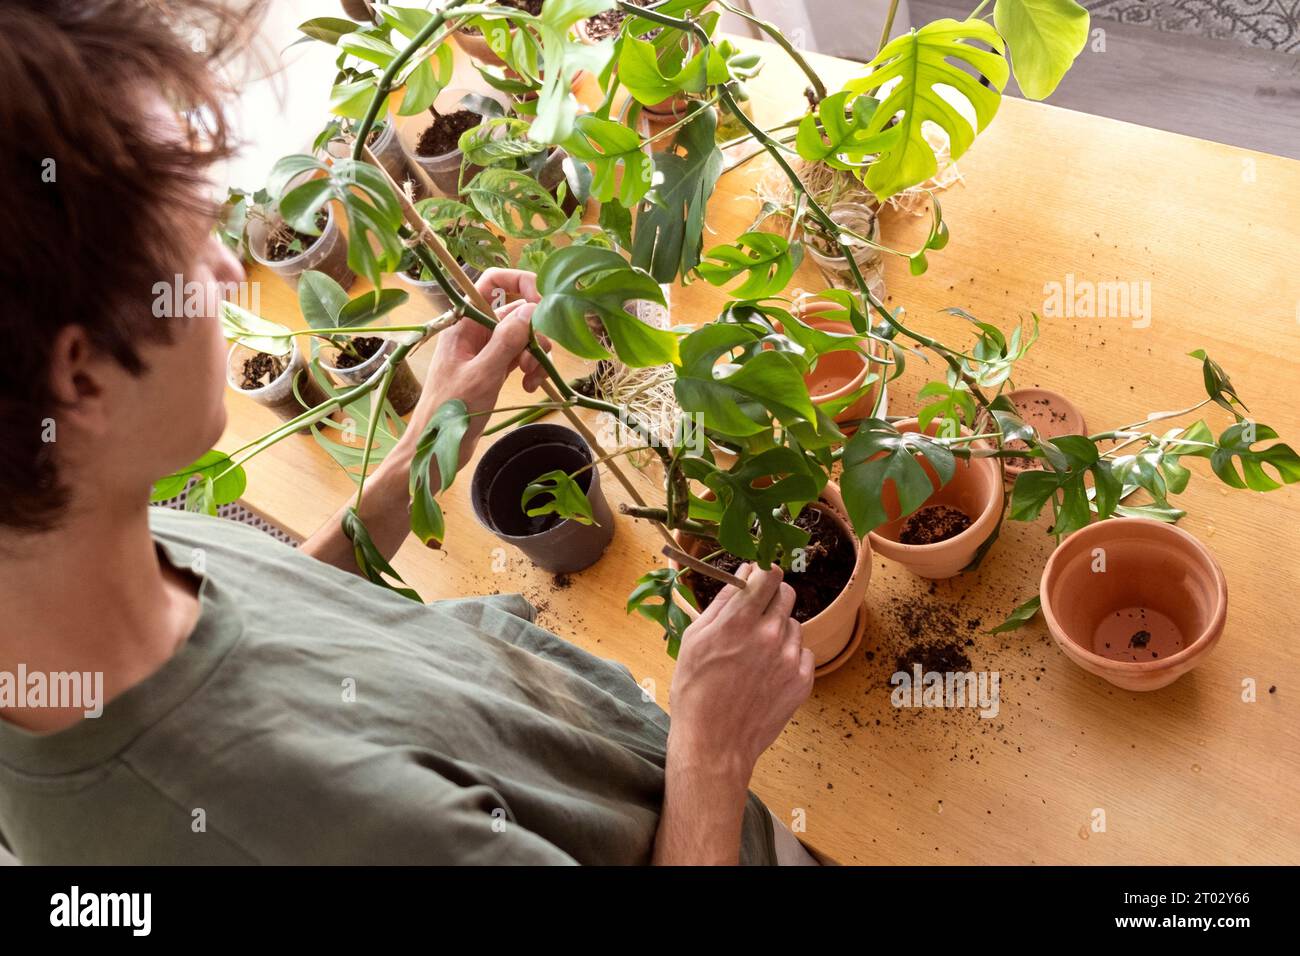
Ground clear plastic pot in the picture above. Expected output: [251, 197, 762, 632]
[392, 261, 482, 314]
[226, 341, 329, 434]
[804, 202, 885, 294]
[318, 335, 422, 416]
[247, 203, 355, 291]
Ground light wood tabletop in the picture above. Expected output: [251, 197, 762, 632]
[218, 37, 1300, 864]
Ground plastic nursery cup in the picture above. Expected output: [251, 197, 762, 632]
[1039, 517, 1228, 691]
[318, 336, 423, 417]
[399, 88, 503, 197]
[393, 261, 482, 314]
[470, 423, 616, 574]
[867, 418, 1003, 579]
[225, 341, 329, 435]
[247, 202, 356, 291]
[805, 202, 884, 293]
[669, 482, 872, 675]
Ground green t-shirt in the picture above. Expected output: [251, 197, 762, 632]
[0, 508, 776, 865]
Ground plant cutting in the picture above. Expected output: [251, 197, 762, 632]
[225, 339, 330, 433]
[232, 185, 356, 290]
[172, 0, 1299, 686]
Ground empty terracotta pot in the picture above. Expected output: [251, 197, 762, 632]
[1039, 517, 1227, 691]
[867, 418, 1002, 578]
[470, 423, 616, 573]
[792, 297, 887, 427]
[1000, 387, 1087, 481]
[670, 482, 871, 674]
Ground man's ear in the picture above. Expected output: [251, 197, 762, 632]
[46, 324, 114, 436]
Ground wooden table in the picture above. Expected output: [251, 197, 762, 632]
[220, 37, 1300, 864]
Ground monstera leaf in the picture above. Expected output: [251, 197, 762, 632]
[529, 0, 618, 144]
[568, 114, 655, 206]
[531, 246, 676, 367]
[844, 18, 1009, 200]
[993, 0, 1089, 100]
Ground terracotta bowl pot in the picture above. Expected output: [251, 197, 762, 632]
[999, 387, 1087, 481]
[670, 482, 871, 672]
[1039, 517, 1227, 691]
[791, 297, 886, 427]
[866, 418, 1002, 579]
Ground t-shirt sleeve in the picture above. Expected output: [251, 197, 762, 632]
[227, 745, 579, 866]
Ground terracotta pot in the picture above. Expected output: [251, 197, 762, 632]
[670, 482, 871, 674]
[999, 387, 1088, 481]
[1039, 517, 1227, 691]
[452, 25, 507, 67]
[867, 418, 1002, 578]
[791, 297, 887, 427]
[247, 203, 355, 291]
[226, 342, 329, 435]
[470, 423, 616, 573]
[319, 337, 422, 416]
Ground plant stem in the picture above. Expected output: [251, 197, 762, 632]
[619, 504, 714, 537]
[352, 360, 397, 509]
[711, 0, 826, 102]
[876, 0, 901, 58]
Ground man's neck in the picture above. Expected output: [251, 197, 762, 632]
[0, 500, 200, 733]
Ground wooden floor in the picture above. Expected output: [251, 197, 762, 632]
[911, 0, 1300, 159]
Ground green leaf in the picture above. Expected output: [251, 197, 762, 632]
[220, 301, 293, 356]
[342, 507, 422, 601]
[1210, 422, 1300, 491]
[340, 287, 409, 327]
[681, 448, 820, 565]
[151, 450, 247, 507]
[184, 475, 217, 516]
[1188, 349, 1248, 419]
[331, 159, 406, 286]
[794, 90, 886, 167]
[398, 57, 439, 116]
[521, 469, 597, 525]
[617, 33, 709, 105]
[993, 0, 1089, 100]
[463, 167, 568, 239]
[409, 399, 470, 547]
[374, 4, 434, 38]
[1008, 469, 1059, 522]
[569, 114, 655, 206]
[532, 246, 676, 367]
[840, 420, 955, 536]
[632, 103, 723, 283]
[339, 32, 399, 68]
[459, 117, 548, 166]
[988, 594, 1042, 634]
[627, 567, 697, 659]
[329, 77, 378, 120]
[297, 270, 350, 331]
[298, 16, 361, 44]
[696, 232, 802, 298]
[529, 0, 618, 144]
[844, 18, 1008, 200]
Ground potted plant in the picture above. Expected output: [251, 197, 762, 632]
[172, 1, 1298, 693]
[224, 324, 330, 433]
[392, 197, 508, 310]
[241, 187, 356, 290]
[400, 88, 499, 196]
[470, 422, 616, 572]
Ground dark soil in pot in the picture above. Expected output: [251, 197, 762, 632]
[240, 351, 286, 390]
[332, 335, 384, 370]
[584, 0, 658, 40]
[266, 210, 329, 262]
[416, 108, 481, 157]
[685, 505, 855, 623]
[898, 504, 972, 545]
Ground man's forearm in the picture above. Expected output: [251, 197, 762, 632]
[300, 440, 423, 573]
[653, 733, 752, 865]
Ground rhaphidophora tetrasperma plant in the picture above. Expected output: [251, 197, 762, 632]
[166, 0, 1299, 650]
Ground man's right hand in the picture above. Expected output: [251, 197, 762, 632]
[669, 563, 815, 782]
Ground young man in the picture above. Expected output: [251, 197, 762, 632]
[0, 1, 817, 865]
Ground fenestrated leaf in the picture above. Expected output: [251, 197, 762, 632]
[343, 507, 422, 601]
[794, 90, 887, 168]
[843, 18, 1008, 200]
[568, 114, 654, 206]
[459, 117, 548, 166]
[695, 232, 802, 298]
[463, 167, 568, 239]
[521, 469, 597, 525]
[616, 33, 710, 105]
[532, 246, 676, 367]
[1210, 421, 1300, 491]
[840, 419, 956, 536]
[993, 0, 1089, 100]
[632, 102, 723, 283]
[409, 399, 470, 547]
[681, 448, 819, 565]
[627, 567, 697, 659]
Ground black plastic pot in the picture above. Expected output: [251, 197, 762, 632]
[470, 423, 615, 573]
